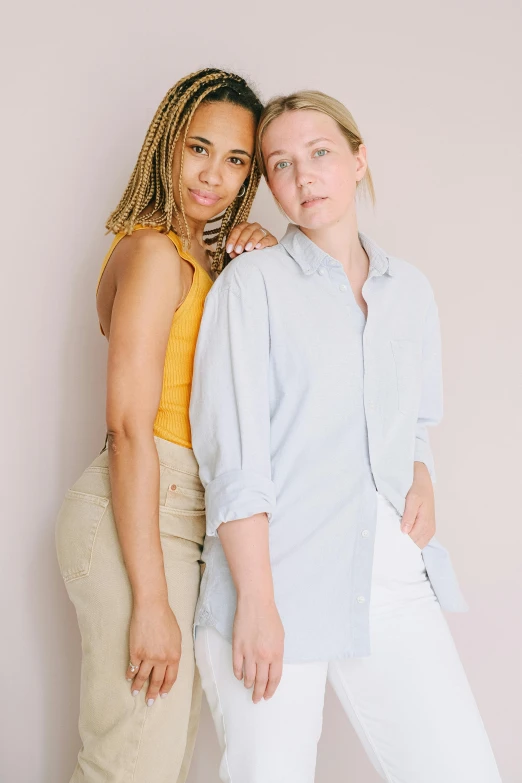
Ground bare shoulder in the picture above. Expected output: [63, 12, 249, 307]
[109, 229, 183, 286]
[97, 230, 186, 337]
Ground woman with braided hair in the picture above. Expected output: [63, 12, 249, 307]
[55, 67, 276, 783]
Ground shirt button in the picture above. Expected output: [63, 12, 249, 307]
[357, 596, 366, 604]
[318, 268, 325, 276]
[361, 529, 369, 538]
[339, 284, 347, 292]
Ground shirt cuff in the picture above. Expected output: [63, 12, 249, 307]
[414, 436, 437, 484]
[204, 470, 276, 536]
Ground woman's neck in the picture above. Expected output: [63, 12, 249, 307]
[171, 214, 212, 268]
[299, 210, 368, 279]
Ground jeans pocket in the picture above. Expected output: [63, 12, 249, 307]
[390, 339, 422, 415]
[55, 490, 109, 582]
[165, 482, 205, 513]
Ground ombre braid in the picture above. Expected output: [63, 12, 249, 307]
[106, 68, 263, 273]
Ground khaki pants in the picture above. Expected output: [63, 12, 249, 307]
[56, 437, 205, 783]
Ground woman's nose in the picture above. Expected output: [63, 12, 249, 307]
[200, 163, 222, 186]
[295, 167, 315, 188]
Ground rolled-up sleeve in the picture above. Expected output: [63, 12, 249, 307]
[414, 295, 443, 483]
[189, 260, 275, 536]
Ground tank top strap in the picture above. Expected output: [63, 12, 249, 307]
[165, 229, 196, 270]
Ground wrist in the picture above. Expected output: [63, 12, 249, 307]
[412, 462, 433, 493]
[413, 461, 431, 480]
[132, 587, 169, 611]
[237, 582, 275, 605]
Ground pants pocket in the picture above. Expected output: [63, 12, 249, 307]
[159, 506, 206, 547]
[160, 469, 206, 545]
[55, 490, 109, 582]
[421, 537, 469, 612]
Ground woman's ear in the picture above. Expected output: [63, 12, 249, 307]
[354, 143, 368, 182]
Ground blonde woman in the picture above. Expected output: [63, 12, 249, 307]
[55, 68, 276, 783]
[189, 91, 502, 782]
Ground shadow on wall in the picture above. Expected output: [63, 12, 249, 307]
[35, 229, 108, 782]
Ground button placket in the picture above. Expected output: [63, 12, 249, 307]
[362, 325, 379, 415]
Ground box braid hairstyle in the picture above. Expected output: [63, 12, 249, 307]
[106, 68, 263, 274]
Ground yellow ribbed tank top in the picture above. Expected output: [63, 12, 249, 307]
[97, 226, 213, 448]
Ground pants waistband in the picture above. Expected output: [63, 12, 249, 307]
[153, 435, 200, 475]
[92, 435, 200, 477]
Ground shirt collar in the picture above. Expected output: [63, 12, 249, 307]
[279, 223, 394, 277]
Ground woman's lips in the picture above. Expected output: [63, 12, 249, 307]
[189, 189, 221, 206]
[301, 197, 327, 208]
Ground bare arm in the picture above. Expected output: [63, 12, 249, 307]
[217, 512, 283, 702]
[218, 513, 274, 602]
[100, 231, 186, 704]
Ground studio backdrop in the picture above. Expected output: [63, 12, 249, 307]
[1, 0, 521, 780]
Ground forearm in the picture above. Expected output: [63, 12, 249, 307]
[217, 513, 275, 601]
[107, 429, 168, 607]
[413, 460, 433, 490]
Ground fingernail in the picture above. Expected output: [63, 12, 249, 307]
[226, 243, 233, 253]
[126, 678, 133, 682]
[147, 698, 155, 707]
[160, 692, 168, 699]
[132, 690, 139, 697]
[255, 243, 262, 249]
[235, 245, 243, 253]
[245, 242, 253, 251]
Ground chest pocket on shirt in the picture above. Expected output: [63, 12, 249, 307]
[390, 339, 422, 415]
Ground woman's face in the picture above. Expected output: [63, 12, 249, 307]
[171, 101, 256, 224]
[261, 109, 367, 230]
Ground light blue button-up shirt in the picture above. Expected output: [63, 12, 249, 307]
[189, 223, 468, 663]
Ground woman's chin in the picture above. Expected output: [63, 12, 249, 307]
[181, 199, 227, 225]
[295, 211, 336, 231]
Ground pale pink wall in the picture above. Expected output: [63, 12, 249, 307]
[1, 1, 521, 780]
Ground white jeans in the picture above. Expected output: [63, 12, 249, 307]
[195, 493, 502, 783]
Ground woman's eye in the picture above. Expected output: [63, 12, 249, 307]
[275, 161, 289, 170]
[314, 149, 329, 157]
[229, 157, 244, 166]
[191, 145, 208, 155]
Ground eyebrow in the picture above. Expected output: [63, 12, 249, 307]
[265, 137, 334, 163]
[188, 136, 252, 159]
